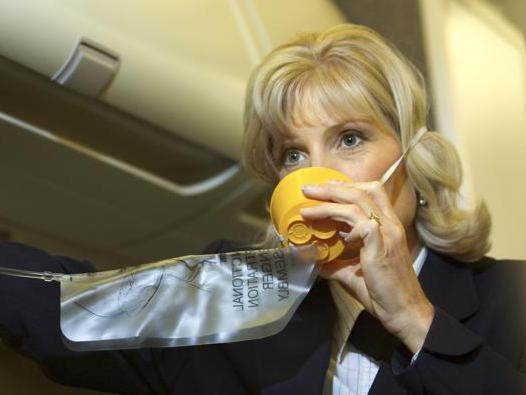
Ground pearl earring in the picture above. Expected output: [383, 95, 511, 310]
[417, 192, 428, 207]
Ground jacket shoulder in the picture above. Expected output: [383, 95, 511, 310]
[0, 241, 94, 274]
[469, 255, 525, 296]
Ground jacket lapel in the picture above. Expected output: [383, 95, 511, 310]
[418, 249, 479, 321]
[368, 249, 480, 395]
[257, 280, 335, 395]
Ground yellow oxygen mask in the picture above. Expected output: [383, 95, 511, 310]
[270, 167, 352, 263]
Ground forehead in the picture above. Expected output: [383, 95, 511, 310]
[274, 78, 388, 140]
[279, 102, 394, 143]
[287, 80, 372, 128]
[276, 104, 372, 146]
[262, 65, 398, 152]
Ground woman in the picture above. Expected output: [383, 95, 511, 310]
[240, 23, 525, 394]
[0, 24, 524, 394]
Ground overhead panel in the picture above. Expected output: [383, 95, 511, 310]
[0, 1, 254, 159]
[0, 1, 347, 160]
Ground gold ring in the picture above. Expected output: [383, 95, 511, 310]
[369, 211, 381, 225]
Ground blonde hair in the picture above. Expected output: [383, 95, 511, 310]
[242, 24, 491, 262]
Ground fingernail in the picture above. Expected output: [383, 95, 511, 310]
[301, 184, 321, 193]
[327, 179, 344, 185]
[338, 231, 350, 241]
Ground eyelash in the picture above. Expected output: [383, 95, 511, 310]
[281, 149, 305, 167]
[339, 129, 365, 149]
[279, 129, 366, 167]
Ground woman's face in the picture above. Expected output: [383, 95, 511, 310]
[276, 116, 420, 252]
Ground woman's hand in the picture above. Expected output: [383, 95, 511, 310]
[300, 181, 434, 353]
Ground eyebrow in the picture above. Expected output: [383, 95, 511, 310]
[282, 119, 369, 143]
[274, 120, 376, 163]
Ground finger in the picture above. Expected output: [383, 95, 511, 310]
[302, 183, 372, 204]
[302, 184, 384, 222]
[300, 202, 369, 227]
[349, 181, 400, 222]
[301, 197, 393, 235]
[344, 220, 385, 263]
[301, 202, 389, 258]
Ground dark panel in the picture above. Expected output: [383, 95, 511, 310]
[333, 0, 428, 78]
[333, 0, 434, 127]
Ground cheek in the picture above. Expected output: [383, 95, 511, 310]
[277, 169, 287, 180]
[390, 176, 417, 228]
[336, 156, 393, 183]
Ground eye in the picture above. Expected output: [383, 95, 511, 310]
[340, 130, 363, 148]
[282, 148, 306, 166]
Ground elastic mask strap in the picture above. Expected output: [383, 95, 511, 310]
[0, 266, 63, 282]
[272, 222, 286, 243]
[380, 126, 428, 185]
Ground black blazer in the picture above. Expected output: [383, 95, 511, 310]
[0, 240, 524, 394]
